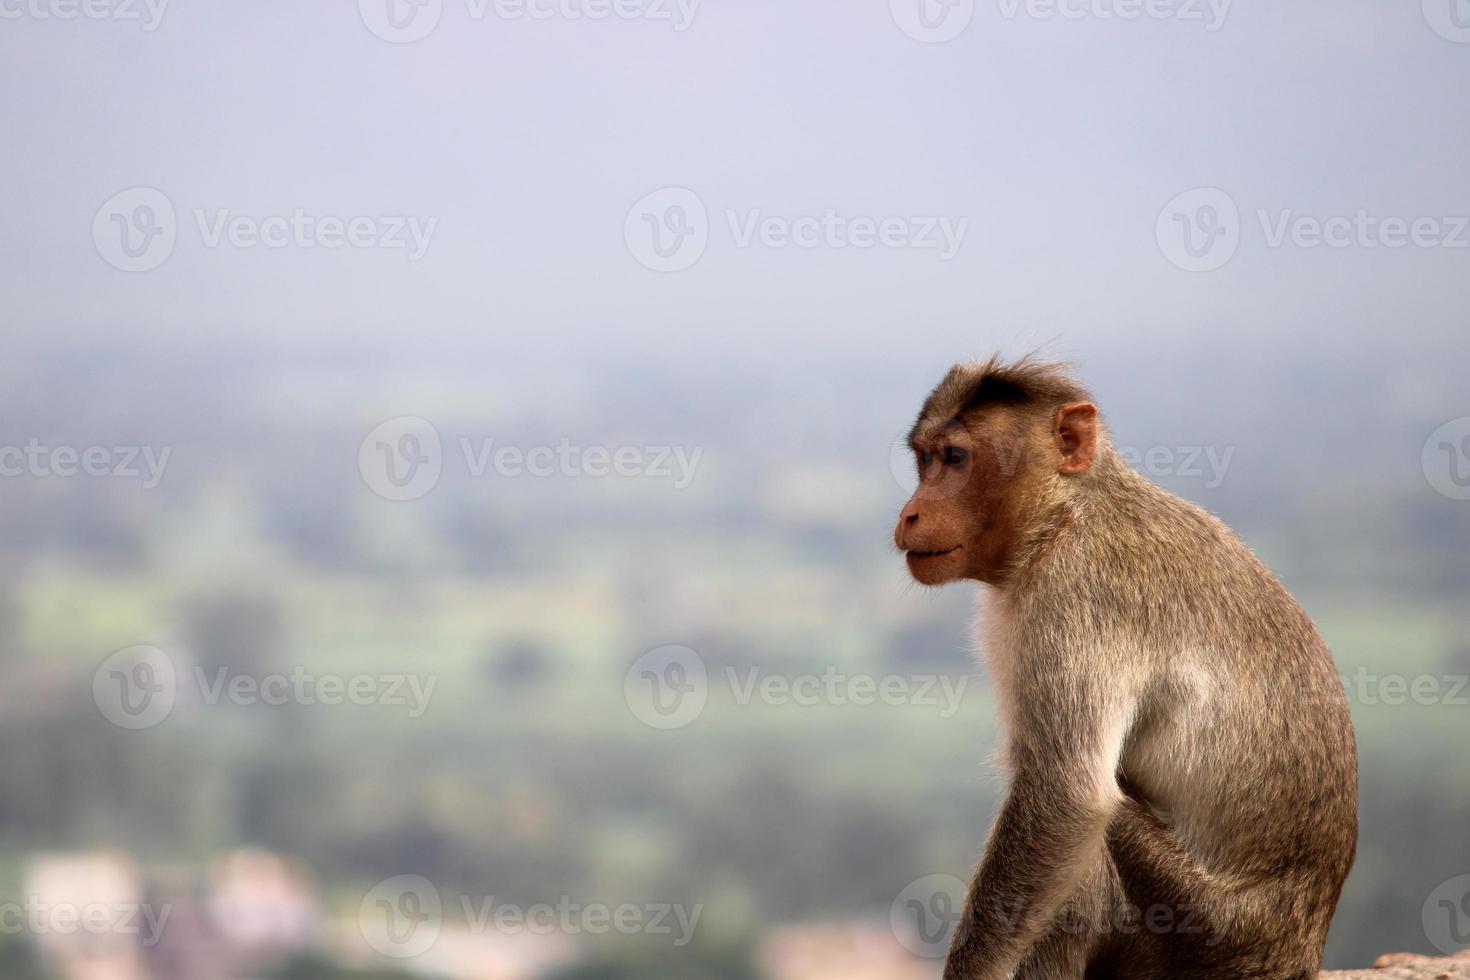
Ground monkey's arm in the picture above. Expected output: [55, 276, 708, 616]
[943, 670, 1132, 980]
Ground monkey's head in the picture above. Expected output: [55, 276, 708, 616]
[894, 356, 1100, 586]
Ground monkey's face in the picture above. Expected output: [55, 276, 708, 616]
[894, 411, 1032, 586]
[894, 402, 1097, 586]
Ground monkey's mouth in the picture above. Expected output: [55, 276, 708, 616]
[906, 545, 961, 560]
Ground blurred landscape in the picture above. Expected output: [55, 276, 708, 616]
[0, 330, 1465, 978]
[3, 0, 1469, 976]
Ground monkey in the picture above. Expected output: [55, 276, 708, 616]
[893, 356, 1358, 980]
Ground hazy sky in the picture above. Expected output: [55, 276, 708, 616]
[2, 0, 1467, 366]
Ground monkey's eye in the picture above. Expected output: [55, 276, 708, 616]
[917, 451, 935, 469]
[942, 446, 968, 466]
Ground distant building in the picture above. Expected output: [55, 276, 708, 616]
[405, 925, 575, 980]
[327, 919, 576, 980]
[25, 852, 150, 980]
[758, 922, 940, 980]
[24, 849, 579, 980]
[207, 850, 319, 958]
[25, 849, 321, 980]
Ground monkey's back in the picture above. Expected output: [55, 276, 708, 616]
[1010, 459, 1359, 965]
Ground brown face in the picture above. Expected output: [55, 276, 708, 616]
[893, 402, 1097, 586]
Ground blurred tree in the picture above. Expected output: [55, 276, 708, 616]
[484, 637, 556, 690]
[0, 935, 56, 980]
[181, 591, 285, 677]
[0, 694, 197, 846]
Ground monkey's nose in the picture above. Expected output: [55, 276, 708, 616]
[898, 501, 922, 532]
[895, 501, 922, 549]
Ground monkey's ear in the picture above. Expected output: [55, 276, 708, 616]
[1054, 402, 1098, 475]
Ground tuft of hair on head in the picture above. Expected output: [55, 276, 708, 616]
[910, 354, 1093, 441]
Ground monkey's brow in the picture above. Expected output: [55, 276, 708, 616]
[908, 435, 942, 454]
[909, 418, 967, 451]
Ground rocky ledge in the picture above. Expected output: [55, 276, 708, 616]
[1325, 951, 1470, 979]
